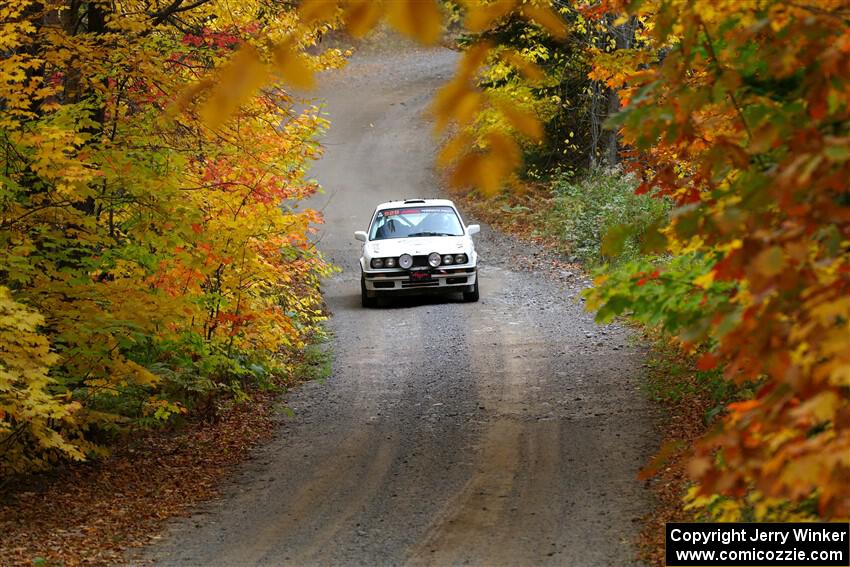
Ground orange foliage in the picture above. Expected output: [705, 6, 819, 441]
[590, 0, 850, 516]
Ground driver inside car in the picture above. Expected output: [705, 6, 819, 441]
[376, 218, 407, 239]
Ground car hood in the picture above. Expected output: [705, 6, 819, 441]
[365, 235, 471, 258]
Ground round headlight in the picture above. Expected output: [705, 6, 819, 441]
[385, 257, 396, 268]
[398, 254, 413, 269]
[454, 254, 467, 264]
[371, 258, 384, 269]
[428, 252, 441, 267]
[442, 254, 454, 265]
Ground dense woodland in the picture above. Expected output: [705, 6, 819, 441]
[1, 0, 341, 475]
[1, 0, 848, 553]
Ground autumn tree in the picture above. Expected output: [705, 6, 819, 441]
[0, 0, 340, 473]
[586, 0, 850, 517]
[6, 0, 847, 526]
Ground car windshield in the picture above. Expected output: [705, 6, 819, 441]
[369, 206, 464, 240]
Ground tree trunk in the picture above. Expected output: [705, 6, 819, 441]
[602, 16, 638, 168]
[589, 81, 603, 169]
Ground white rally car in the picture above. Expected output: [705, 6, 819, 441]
[355, 199, 480, 307]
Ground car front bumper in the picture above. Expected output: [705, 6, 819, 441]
[362, 266, 477, 294]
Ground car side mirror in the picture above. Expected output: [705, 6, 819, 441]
[354, 231, 368, 242]
[467, 224, 480, 236]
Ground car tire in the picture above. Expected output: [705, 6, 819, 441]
[361, 275, 377, 308]
[463, 280, 479, 302]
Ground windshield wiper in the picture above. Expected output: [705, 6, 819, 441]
[407, 231, 447, 237]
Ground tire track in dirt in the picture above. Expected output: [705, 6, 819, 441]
[131, 37, 658, 567]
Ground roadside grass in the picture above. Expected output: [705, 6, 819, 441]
[636, 332, 769, 564]
[542, 170, 670, 266]
[642, 332, 754, 427]
[636, 335, 718, 566]
[298, 335, 334, 383]
[273, 334, 334, 419]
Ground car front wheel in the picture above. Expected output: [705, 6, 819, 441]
[463, 280, 479, 302]
[361, 275, 377, 308]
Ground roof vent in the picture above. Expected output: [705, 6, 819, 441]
[403, 198, 426, 204]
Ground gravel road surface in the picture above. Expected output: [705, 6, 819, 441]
[134, 38, 659, 567]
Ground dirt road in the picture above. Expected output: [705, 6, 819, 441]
[135, 39, 658, 567]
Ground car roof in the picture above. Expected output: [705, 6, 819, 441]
[375, 198, 456, 210]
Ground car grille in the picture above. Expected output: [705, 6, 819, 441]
[411, 255, 472, 268]
[402, 280, 439, 288]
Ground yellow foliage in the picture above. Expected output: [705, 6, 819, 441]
[1, 0, 337, 473]
[200, 46, 270, 128]
[0, 288, 84, 472]
[386, 0, 443, 44]
[520, 2, 568, 39]
[273, 40, 317, 89]
[464, 0, 516, 33]
[491, 97, 543, 141]
[344, 0, 384, 38]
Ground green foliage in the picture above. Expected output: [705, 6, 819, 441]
[539, 169, 669, 266]
[586, 252, 735, 335]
